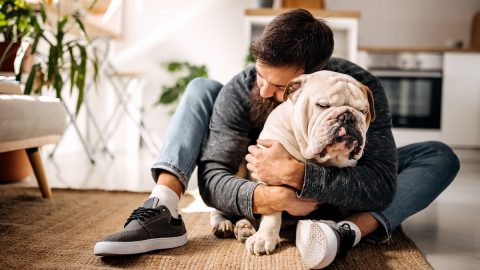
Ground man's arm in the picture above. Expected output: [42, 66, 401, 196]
[197, 70, 259, 219]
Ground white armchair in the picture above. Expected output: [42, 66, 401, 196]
[0, 81, 66, 198]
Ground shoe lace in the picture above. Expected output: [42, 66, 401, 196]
[337, 223, 356, 258]
[124, 207, 162, 227]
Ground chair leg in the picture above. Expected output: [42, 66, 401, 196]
[26, 148, 52, 198]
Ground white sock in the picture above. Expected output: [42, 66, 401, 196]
[338, 221, 361, 246]
[149, 185, 180, 219]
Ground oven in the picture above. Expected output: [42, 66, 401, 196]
[367, 53, 443, 129]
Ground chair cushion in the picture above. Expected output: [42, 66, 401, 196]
[0, 94, 67, 153]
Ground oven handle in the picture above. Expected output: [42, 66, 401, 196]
[369, 70, 442, 78]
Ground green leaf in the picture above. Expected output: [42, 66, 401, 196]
[54, 72, 63, 99]
[68, 45, 76, 95]
[56, 16, 68, 49]
[74, 16, 88, 39]
[24, 63, 39, 95]
[47, 45, 57, 81]
[75, 81, 84, 115]
[158, 87, 181, 104]
[156, 61, 209, 106]
[87, 0, 99, 11]
[165, 62, 184, 72]
[92, 49, 99, 83]
[76, 45, 87, 94]
[58, 16, 69, 31]
[39, 3, 47, 23]
[30, 29, 42, 54]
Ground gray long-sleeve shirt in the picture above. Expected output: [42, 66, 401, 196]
[198, 58, 398, 220]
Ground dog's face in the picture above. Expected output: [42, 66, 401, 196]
[283, 70, 375, 166]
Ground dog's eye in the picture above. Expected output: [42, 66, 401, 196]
[316, 102, 330, 109]
[360, 109, 368, 115]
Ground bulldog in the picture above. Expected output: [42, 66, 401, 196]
[210, 70, 375, 255]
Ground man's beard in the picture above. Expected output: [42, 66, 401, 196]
[249, 83, 281, 128]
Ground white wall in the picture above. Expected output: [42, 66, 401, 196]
[67, 0, 480, 155]
[325, 0, 480, 48]
[113, 0, 250, 83]
[107, 0, 252, 143]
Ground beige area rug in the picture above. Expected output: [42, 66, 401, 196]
[0, 188, 433, 270]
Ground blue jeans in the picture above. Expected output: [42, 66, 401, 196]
[369, 141, 460, 242]
[151, 78, 223, 187]
[151, 78, 460, 240]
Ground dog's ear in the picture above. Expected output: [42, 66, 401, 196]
[283, 74, 308, 103]
[361, 84, 376, 125]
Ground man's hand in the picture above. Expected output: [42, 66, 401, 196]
[246, 139, 305, 190]
[253, 184, 320, 216]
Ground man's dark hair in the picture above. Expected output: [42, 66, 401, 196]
[251, 9, 334, 74]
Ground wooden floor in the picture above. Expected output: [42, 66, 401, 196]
[6, 146, 480, 270]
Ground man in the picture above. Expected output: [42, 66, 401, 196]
[95, 9, 459, 269]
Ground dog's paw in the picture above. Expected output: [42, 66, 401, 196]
[212, 219, 235, 238]
[234, 219, 256, 243]
[245, 230, 281, 255]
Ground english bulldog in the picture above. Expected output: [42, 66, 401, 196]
[210, 70, 375, 255]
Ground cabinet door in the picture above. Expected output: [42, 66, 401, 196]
[441, 53, 480, 147]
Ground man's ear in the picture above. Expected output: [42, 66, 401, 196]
[361, 84, 376, 125]
[282, 74, 309, 103]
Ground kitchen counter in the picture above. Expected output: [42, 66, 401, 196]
[245, 8, 361, 19]
[359, 46, 480, 53]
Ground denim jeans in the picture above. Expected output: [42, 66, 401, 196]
[151, 78, 460, 240]
[369, 141, 460, 242]
[151, 78, 223, 187]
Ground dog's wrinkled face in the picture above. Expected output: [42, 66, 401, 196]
[283, 70, 375, 167]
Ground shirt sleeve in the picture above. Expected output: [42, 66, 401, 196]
[197, 70, 260, 220]
[297, 59, 398, 211]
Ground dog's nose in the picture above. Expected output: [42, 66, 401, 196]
[339, 112, 355, 124]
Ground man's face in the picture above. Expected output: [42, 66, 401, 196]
[250, 62, 304, 127]
[255, 62, 304, 103]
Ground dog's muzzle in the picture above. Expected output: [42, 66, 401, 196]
[319, 111, 364, 160]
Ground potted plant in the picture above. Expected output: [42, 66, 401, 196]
[0, 0, 40, 72]
[1, 0, 99, 114]
[156, 61, 208, 106]
[25, 1, 99, 114]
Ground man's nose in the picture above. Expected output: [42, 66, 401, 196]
[259, 83, 276, 98]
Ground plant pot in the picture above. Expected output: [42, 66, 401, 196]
[0, 41, 21, 72]
[0, 150, 32, 182]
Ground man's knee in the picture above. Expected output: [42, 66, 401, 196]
[184, 77, 223, 104]
[425, 141, 459, 168]
[422, 141, 460, 183]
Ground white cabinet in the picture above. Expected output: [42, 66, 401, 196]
[441, 52, 480, 147]
[244, 9, 360, 63]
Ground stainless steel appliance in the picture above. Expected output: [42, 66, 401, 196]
[367, 52, 443, 129]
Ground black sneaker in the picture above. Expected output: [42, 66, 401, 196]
[94, 197, 187, 256]
[296, 220, 355, 269]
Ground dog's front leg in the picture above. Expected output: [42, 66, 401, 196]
[210, 209, 235, 238]
[245, 212, 282, 255]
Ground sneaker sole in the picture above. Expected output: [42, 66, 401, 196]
[296, 220, 338, 269]
[94, 233, 188, 256]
